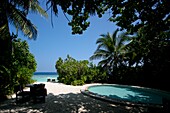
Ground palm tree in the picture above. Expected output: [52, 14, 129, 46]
[89, 29, 131, 75]
[0, 0, 47, 67]
[0, 1, 48, 97]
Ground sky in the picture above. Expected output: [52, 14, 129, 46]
[13, 7, 118, 72]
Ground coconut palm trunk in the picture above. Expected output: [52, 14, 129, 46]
[0, 1, 12, 99]
[0, 2, 12, 68]
[0, 0, 48, 68]
[0, 0, 48, 97]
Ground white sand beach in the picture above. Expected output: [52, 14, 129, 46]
[0, 82, 147, 113]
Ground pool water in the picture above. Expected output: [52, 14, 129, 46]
[87, 84, 170, 106]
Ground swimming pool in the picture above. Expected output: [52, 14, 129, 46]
[81, 84, 170, 107]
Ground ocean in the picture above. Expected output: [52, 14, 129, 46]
[32, 72, 58, 83]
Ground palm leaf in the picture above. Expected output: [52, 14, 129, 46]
[10, 0, 48, 18]
[0, 24, 11, 39]
[90, 29, 132, 74]
[7, 3, 37, 39]
[29, 0, 48, 18]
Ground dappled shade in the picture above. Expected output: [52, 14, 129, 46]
[0, 92, 147, 113]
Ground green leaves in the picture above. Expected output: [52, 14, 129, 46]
[47, 0, 169, 36]
[12, 38, 37, 84]
[90, 29, 130, 74]
[55, 55, 107, 85]
[46, 0, 107, 34]
[0, 37, 37, 97]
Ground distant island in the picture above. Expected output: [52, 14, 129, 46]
[34, 72, 57, 75]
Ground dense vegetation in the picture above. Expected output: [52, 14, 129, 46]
[55, 27, 169, 92]
[0, 0, 47, 99]
[49, 0, 170, 91]
[0, 37, 37, 100]
[0, 0, 170, 99]
[47, 0, 169, 35]
[89, 29, 170, 91]
[56, 55, 107, 85]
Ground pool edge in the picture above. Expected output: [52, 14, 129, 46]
[80, 84, 164, 109]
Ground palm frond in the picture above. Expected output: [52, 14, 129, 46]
[29, 0, 48, 18]
[10, 0, 48, 18]
[0, 24, 11, 39]
[94, 49, 110, 56]
[91, 28, 132, 71]
[89, 48, 111, 61]
[96, 36, 106, 44]
[7, 3, 37, 39]
[96, 35, 115, 52]
[98, 57, 112, 68]
[90, 53, 104, 61]
[112, 29, 119, 45]
[98, 60, 108, 67]
[89, 54, 102, 61]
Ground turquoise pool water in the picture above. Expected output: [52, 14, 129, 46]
[87, 84, 170, 106]
[32, 72, 58, 82]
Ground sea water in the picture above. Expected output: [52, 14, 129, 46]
[32, 72, 58, 83]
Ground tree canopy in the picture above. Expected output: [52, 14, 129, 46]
[0, 37, 37, 98]
[0, 0, 170, 98]
[55, 55, 107, 85]
[90, 29, 131, 75]
[0, 0, 47, 69]
[47, 0, 170, 91]
[0, 0, 46, 98]
[47, 0, 170, 35]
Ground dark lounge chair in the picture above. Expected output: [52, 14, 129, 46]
[52, 79, 56, 82]
[14, 85, 30, 103]
[47, 78, 51, 82]
[30, 84, 47, 103]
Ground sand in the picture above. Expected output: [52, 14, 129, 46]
[0, 82, 147, 113]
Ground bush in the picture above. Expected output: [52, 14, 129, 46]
[56, 55, 108, 85]
[71, 80, 84, 86]
[0, 38, 37, 98]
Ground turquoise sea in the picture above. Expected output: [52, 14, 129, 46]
[32, 72, 58, 83]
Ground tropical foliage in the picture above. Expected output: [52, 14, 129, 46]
[0, 0, 47, 99]
[47, 0, 170, 91]
[89, 28, 170, 91]
[0, 0, 170, 99]
[55, 55, 107, 85]
[45, 0, 170, 91]
[89, 29, 131, 79]
[12, 38, 37, 84]
[0, 0, 47, 77]
[47, 0, 170, 35]
[0, 37, 37, 99]
[128, 29, 170, 90]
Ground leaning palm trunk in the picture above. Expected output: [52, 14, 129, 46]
[0, 0, 48, 98]
[0, 25, 12, 67]
[0, 2, 13, 99]
[0, 2, 12, 68]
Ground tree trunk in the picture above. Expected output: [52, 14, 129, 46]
[0, 1, 12, 97]
[0, 1, 12, 68]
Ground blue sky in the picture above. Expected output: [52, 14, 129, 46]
[13, 8, 118, 72]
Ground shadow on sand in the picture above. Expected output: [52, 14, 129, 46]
[0, 92, 151, 113]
